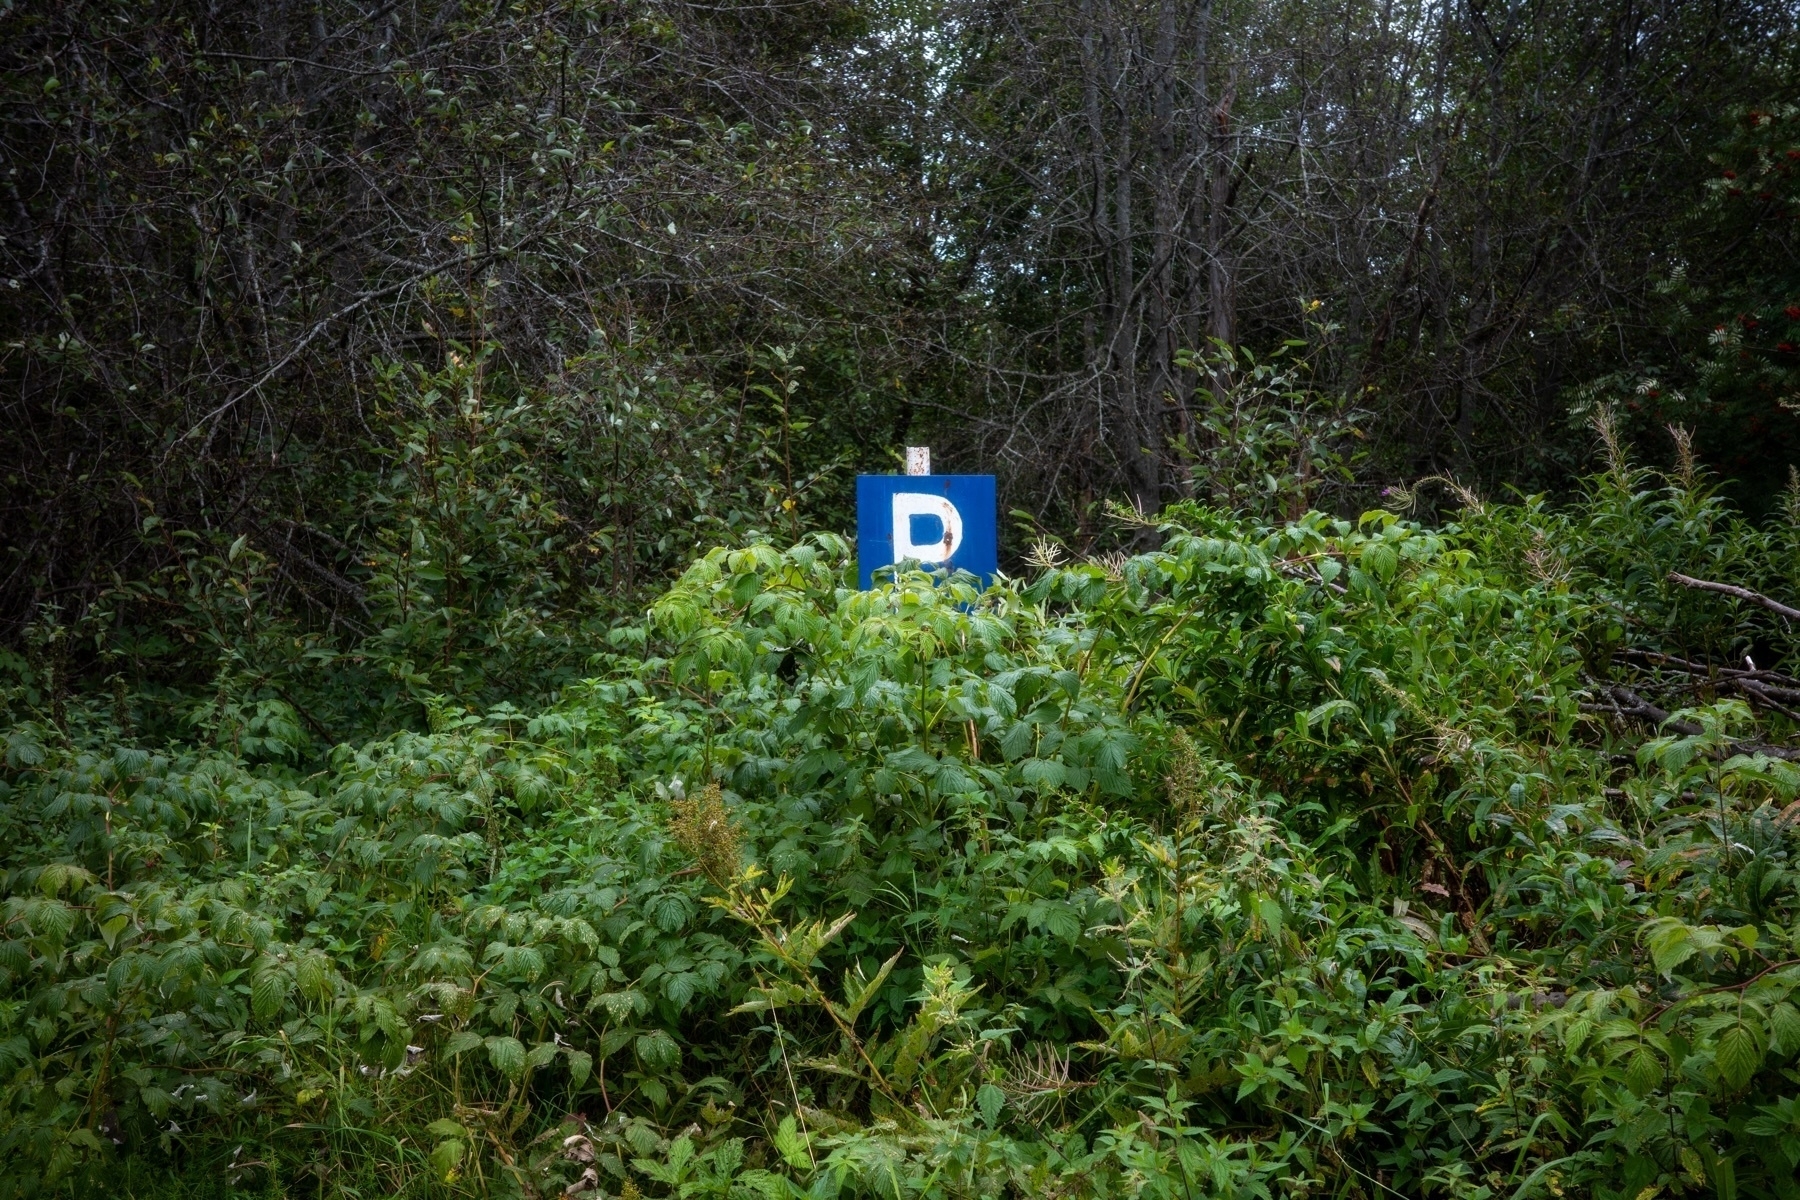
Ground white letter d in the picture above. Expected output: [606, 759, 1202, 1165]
[892, 493, 963, 565]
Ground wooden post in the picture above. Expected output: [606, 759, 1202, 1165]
[906, 446, 930, 476]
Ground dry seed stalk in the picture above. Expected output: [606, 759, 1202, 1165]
[668, 782, 741, 889]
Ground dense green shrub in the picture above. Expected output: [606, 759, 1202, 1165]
[4, 429, 1800, 1198]
[52, 339, 829, 749]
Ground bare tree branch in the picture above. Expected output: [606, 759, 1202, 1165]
[1667, 573, 1800, 621]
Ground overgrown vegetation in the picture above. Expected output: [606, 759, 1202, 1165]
[6, 2, 1800, 1196]
[6, 418, 1800, 1198]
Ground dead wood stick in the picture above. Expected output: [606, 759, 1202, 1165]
[1660, 675, 1800, 705]
[1622, 648, 1800, 687]
[1620, 650, 1800, 704]
[1668, 573, 1800, 621]
[1738, 680, 1800, 724]
[1582, 683, 1800, 759]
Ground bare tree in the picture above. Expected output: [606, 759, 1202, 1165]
[915, 0, 1797, 524]
[0, 0, 932, 629]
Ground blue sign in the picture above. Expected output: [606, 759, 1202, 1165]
[856, 474, 997, 590]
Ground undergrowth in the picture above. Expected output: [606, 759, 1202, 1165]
[5, 427, 1800, 1199]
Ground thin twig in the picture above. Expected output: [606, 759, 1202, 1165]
[1123, 615, 1190, 710]
[1639, 958, 1800, 1026]
[172, 241, 532, 452]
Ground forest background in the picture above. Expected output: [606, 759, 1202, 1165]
[6, 1, 1800, 1198]
[5, 0, 1799, 682]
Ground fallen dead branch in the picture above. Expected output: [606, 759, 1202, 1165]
[1580, 681, 1800, 760]
[1667, 572, 1800, 621]
[1617, 649, 1800, 722]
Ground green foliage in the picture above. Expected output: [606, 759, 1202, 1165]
[64, 338, 823, 746]
[6, 436, 1800, 1198]
[1175, 330, 1369, 521]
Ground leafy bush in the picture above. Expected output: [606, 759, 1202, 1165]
[4, 431, 1800, 1198]
[59, 338, 828, 749]
[1175, 328, 1369, 521]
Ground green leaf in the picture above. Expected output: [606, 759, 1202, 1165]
[1625, 1046, 1663, 1097]
[1712, 1151, 1738, 1200]
[443, 1031, 483, 1059]
[140, 1086, 171, 1118]
[1644, 919, 1696, 975]
[839, 949, 902, 1026]
[976, 1082, 1004, 1128]
[636, 1029, 681, 1069]
[98, 914, 130, 951]
[1360, 542, 1397, 581]
[730, 979, 809, 1016]
[1770, 1002, 1800, 1055]
[1680, 1146, 1707, 1187]
[1257, 896, 1284, 937]
[485, 1035, 527, 1078]
[590, 989, 647, 1019]
[773, 1116, 813, 1171]
[429, 1138, 466, 1181]
[1716, 1023, 1762, 1089]
[934, 761, 975, 795]
[295, 953, 332, 1002]
[1020, 757, 1066, 790]
[736, 1169, 795, 1200]
[251, 970, 290, 1022]
[1743, 1112, 1785, 1137]
[1303, 698, 1358, 736]
[566, 1048, 593, 1087]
